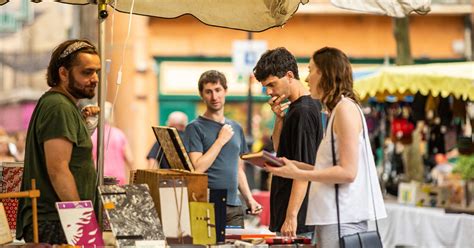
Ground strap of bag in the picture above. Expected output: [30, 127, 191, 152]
[330, 115, 342, 240]
[357, 106, 380, 232]
[331, 104, 380, 241]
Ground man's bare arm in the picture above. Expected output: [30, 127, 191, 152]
[44, 138, 81, 201]
[237, 159, 262, 214]
[281, 180, 309, 236]
[272, 117, 283, 151]
[188, 124, 234, 173]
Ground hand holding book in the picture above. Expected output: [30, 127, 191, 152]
[241, 150, 284, 168]
[242, 152, 304, 181]
[263, 157, 308, 181]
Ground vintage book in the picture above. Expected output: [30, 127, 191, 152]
[133, 169, 208, 219]
[189, 202, 216, 245]
[0, 202, 13, 245]
[135, 240, 166, 247]
[225, 228, 276, 240]
[265, 237, 312, 245]
[0, 162, 23, 233]
[241, 150, 283, 168]
[209, 189, 227, 243]
[159, 178, 192, 244]
[99, 184, 165, 247]
[56, 200, 104, 246]
[152, 126, 194, 171]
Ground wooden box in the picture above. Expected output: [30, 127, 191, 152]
[133, 169, 208, 219]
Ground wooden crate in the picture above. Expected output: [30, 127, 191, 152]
[133, 169, 208, 219]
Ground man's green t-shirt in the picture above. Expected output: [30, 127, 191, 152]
[16, 91, 97, 239]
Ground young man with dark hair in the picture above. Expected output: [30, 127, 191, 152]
[253, 47, 323, 238]
[16, 39, 100, 244]
[184, 70, 262, 226]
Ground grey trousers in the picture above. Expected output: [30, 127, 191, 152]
[226, 205, 244, 227]
[315, 221, 368, 248]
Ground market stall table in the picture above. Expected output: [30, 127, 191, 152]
[377, 203, 474, 247]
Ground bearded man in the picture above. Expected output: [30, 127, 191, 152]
[16, 39, 101, 244]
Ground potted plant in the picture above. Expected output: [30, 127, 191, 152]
[453, 155, 474, 207]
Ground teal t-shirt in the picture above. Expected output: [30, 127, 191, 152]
[184, 116, 248, 206]
[16, 91, 97, 239]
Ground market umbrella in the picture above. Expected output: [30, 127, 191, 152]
[354, 62, 474, 101]
[1, 0, 309, 32]
[0, 0, 309, 186]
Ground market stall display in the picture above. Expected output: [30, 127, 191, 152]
[378, 203, 474, 247]
[0, 203, 12, 244]
[99, 184, 165, 247]
[158, 178, 192, 244]
[0, 162, 23, 237]
[56, 200, 104, 246]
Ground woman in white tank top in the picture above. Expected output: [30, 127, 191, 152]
[266, 47, 386, 248]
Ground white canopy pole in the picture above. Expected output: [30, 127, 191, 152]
[96, 0, 108, 229]
[97, 1, 108, 187]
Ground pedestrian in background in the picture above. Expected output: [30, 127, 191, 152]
[91, 101, 134, 185]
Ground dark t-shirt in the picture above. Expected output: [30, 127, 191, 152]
[270, 95, 323, 234]
[16, 91, 97, 239]
[184, 116, 248, 206]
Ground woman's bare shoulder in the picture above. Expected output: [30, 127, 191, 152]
[334, 99, 362, 130]
[335, 98, 359, 117]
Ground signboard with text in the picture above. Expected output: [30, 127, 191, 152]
[232, 40, 268, 76]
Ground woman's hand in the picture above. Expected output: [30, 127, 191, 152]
[265, 157, 300, 180]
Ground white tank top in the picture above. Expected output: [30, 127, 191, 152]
[305, 98, 387, 225]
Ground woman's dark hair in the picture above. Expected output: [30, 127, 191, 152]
[253, 47, 299, 82]
[46, 39, 98, 87]
[198, 70, 228, 94]
[312, 47, 359, 111]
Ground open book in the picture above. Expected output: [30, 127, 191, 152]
[152, 126, 194, 172]
[241, 150, 284, 168]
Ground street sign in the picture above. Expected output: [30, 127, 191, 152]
[232, 40, 267, 76]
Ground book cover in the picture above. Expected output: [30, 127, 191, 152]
[209, 189, 227, 243]
[159, 178, 192, 244]
[152, 126, 194, 172]
[99, 184, 165, 247]
[56, 200, 104, 246]
[0, 162, 23, 233]
[189, 202, 216, 245]
[241, 150, 283, 168]
[0, 202, 13, 245]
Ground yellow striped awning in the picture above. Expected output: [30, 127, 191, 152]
[354, 62, 474, 100]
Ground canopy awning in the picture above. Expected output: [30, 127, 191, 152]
[354, 62, 474, 101]
[0, 0, 309, 32]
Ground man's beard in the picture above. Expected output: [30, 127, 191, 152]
[67, 72, 96, 99]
